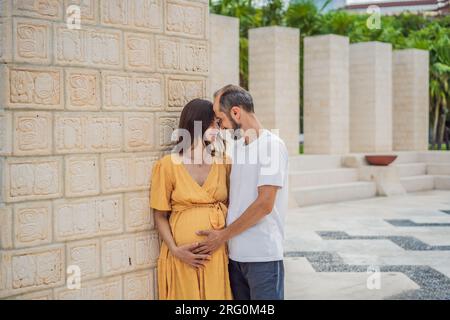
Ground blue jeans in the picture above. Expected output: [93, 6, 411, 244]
[228, 259, 284, 300]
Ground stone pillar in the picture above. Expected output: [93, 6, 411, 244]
[209, 14, 239, 95]
[303, 34, 349, 154]
[393, 49, 429, 151]
[0, 0, 209, 300]
[249, 26, 300, 155]
[350, 42, 392, 153]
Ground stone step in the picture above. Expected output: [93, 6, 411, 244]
[393, 163, 427, 177]
[427, 163, 450, 175]
[292, 181, 377, 207]
[393, 151, 422, 164]
[419, 151, 450, 164]
[400, 175, 434, 193]
[289, 155, 343, 171]
[434, 176, 450, 190]
[341, 152, 420, 168]
[289, 168, 358, 188]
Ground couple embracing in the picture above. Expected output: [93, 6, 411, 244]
[150, 85, 289, 300]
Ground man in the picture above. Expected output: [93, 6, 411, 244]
[194, 85, 289, 300]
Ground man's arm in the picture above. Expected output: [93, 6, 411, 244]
[193, 185, 279, 254]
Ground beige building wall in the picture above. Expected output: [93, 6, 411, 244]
[350, 42, 392, 153]
[209, 13, 239, 95]
[249, 26, 300, 155]
[0, 0, 209, 300]
[303, 34, 350, 154]
[393, 49, 429, 151]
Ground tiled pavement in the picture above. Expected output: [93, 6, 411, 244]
[284, 190, 450, 300]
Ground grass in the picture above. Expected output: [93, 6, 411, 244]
[429, 144, 448, 151]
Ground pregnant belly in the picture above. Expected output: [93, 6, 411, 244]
[170, 207, 216, 246]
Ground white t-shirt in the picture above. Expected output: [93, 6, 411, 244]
[226, 129, 289, 262]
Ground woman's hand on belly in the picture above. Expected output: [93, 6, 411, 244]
[171, 242, 212, 268]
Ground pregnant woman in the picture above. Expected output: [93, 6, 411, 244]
[150, 99, 232, 300]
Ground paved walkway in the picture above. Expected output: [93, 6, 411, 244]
[284, 190, 450, 299]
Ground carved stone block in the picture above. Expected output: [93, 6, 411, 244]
[13, 201, 52, 248]
[54, 194, 123, 241]
[55, 112, 122, 154]
[13, 111, 53, 156]
[66, 69, 101, 111]
[65, 155, 100, 197]
[101, 153, 158, 193]
[3, 157, 63, 203]
[124, 191, 154, 232]
[4, 65, 63, 110]
[103, 72, 163, 111]
[13, 18, 51, 64]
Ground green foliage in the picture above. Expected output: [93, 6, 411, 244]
[210, 0, 450, 147]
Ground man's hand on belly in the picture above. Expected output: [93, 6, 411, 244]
[193, 229, 227, 254]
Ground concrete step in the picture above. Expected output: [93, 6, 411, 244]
[400, 175, 434, 193]
[394, 163, 427, 177]
[393, 152, 421, 164]
[292, 181, 377, 207]
[289, 155, 343, 171]
[427, 163, 450, 175]
[434, 176, 450, 190]
[419, 151, 450, 164]
[345, 152, 420, 165]
[289, 168, 358, 188]
[341, 152, 419, 168]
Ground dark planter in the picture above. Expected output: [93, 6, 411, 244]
[365, 155, 398, 166]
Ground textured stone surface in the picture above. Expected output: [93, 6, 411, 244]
[0, 111, 12, 156]
[350, 42, 392, 153]
[303, 35, 349, 154]
[3, 65, 64, 110]
[65, 69, 101, 111]
[13, 18, 51, 65]
[249, 26, 300, 155]
[54, 276, 122, 300]
[13, 201, 52, 248]
[0, 244, 65, 298]
[3, 156, 63, 203]
[393, 49, 429, 151]
[66, 238, 101, 281]
[0, 0, 207, 300]
[209, 14, 239, 96]
[53, 194, 123, 242]
[55, 112, 123, 154]
[13, 111, 53, 156]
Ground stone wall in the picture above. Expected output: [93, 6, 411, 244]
[393, 49, 429, 151]
[209, 14, 239, 96]
[0, 0, 209, 300]
[249, 26, 300, 155]
[303, 34, 349, 154]
[349, 41, 392, 153]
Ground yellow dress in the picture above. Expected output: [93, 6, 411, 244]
[149, 154, 233, 300]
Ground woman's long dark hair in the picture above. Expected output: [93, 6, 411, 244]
[175, 99, 216, 155]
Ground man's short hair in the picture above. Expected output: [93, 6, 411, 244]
[214, 84, 254, 113]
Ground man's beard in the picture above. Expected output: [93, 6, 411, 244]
[226, 113, 243, 140]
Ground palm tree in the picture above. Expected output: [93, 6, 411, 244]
[429, 34, 450, 149]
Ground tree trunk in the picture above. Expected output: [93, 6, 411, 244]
[432, 100, 441, 150]
[437, 109, 446, 150]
